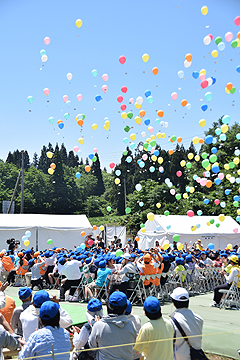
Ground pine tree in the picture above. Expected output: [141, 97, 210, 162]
[91, 153, 105, 196]
[24, 150, 30, 170]
[32, 152, 39, 168]
[85, 157, 89, 165]
[67, 151, 79, 167]
[60, 143, 68, 165]
[79, 158, 83, 165]
[12, 150, 21, 168]
[38, 145, 48, 174]
[6, 152, 13, 164]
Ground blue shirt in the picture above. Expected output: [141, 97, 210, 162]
[95, 268, 112, 287]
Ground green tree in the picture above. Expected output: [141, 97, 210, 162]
[91, 153, 105, 196]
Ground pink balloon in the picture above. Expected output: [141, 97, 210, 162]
[102, 85, 108, 93]
[199, 74, 205, 81]
[233, 228, 238, 234]
[73, 146, 79, 152]
[203, 172, 206, 177]
[151, 148, 155, 153]
[200, 80, 208, 89]
[170, 189, 176, 195]
[225, 32, 233, 42]
[171, 92, 178, 101]
[117, 95, 123, 103]
[214, 199, 220, 205]
[159, 166, 164, 172]
[43, 88, 49, 96]
[176, 171, 182, 177]
[93, 148, 98, 153]
[142, 154, 148, 160]
[63, 95, 68, 102]
[109, 162, 115, 169]
[148, 126, 154, 133]
[121, 104, 127, 111]
[187, 210, 194, 217]
[196, 177, 201, 183]
[88, 239, 94, 246]
[234, 16, 240, 26]
[44, 37, 50, 45]
[119, 55, 126, 64]
[200, 178, 207, 186]
[102, 74, 108, 81]
[77, 94, 83, 101]
[129, 98, 134, 104]
[121, 86, 128, 93]
[218, 173, 224, 180]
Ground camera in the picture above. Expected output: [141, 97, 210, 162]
[6, 238, 20, 252]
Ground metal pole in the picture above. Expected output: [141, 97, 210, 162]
[123, 178, 127, 210]
[51, 344, 55, 360]
[21, 151, 24, 214]
[7, 171, 21, 214]
[36, 228, 39, 251]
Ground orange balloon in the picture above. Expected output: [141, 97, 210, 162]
[181, 99, 187, 107]
[135, 237, 140, 242]
[77, 119, 83, 126]
[226, 82, 233, 90]
[152, 67, 158, 75]
[177, 137, 182, 143]
[169, 149, 173, 155]
[50, 163, 56, 169]
[199, 138, 204, 144]
[185, 53, 192, 62]
[139, 110, 146, 117]
[237, 31, 240, 40]
[57, 120, 63, 125]
[81, 231, 85, 237]
[206, 180, 212, 188]
[157, 110, 164, 117]
[85, 165, 91, 173]
[238, 187, 240, 193]
[93, 225, 97, 231]
[170, 138, 174, 143]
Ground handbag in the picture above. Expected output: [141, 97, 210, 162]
[171, 317, 208, 360]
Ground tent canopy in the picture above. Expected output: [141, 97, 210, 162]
[0, 214, 93, 250]
[137, 215, 240, 250]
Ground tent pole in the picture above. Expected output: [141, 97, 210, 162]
[36, 228, 38, 250]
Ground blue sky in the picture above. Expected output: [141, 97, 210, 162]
[0, 0, 240, 169]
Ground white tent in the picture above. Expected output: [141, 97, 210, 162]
[137, 215, 240, 250]
[0, 214, 93, 250]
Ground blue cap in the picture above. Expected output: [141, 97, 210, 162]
[28, 259, 34, 267]
[125, 300, 132, 315]
[25, 249, 32, 254]
[33, 290, 50, 308]
[18, 287, 32, 300]
[99, 260, 106, 268]
[175, 257, 184, 265]
[58, 257, 65, 265]
[162, 254, 169, 261]
[85, 258, 91, 264]
[186, 255, 192, 263]
[40, 301, 60, 320]
[109, 291, 127, 307]
[144, 296, 161, 313]
[87, 298, 102, 312]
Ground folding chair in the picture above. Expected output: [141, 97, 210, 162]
[219, 276, 240, 310]
[14, 265, 29, 287]
[128, 274, 144, 305]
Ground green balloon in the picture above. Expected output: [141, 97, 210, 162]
[216, 223, 220, 228]
[233, 201, 239, 207]
[140, 223, 145, 228]
[173, 234, 180, 242]
[143, 143, 148, 150]
[215, 36, 222, 45]
[231, 40, 238, 49]
[229, 162, 235, 169]
[164, 210, 170, 216]
[209, 154, 217, 163]
[122, 150, 128, 155]
[186, 162, 192, 169]
[92, 156, 97, 162]
[201, 152, 208, 159]
[107, 206, 111, 212]
[125, 207, 131, 214]
[150, 140, 156, 147]
[116, 249, 123, 257]
[127, 112, 133, 119]
[210, 219, 215, 224]
[175, 194, 181, 200]
[82, 114, 85, 120]
[172, 136, 177, 142]
[202, 159, 209, 168]
[47, 239, 53, 244]
[230, 87, 236, 94]
[124, 126, 130, 132]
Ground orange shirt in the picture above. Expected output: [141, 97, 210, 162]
[0, 295, 15, 327]
[1, 256, 14, 272]
[16, 259, 29, 275]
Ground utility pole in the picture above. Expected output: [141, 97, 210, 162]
[123, 178, 127, 210]
[20, 150, 24, 214]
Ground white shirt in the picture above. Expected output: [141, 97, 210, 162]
[20, 304, 73, 341]
[61, 260, 82, 280]
[169, 308, 203, 360]
[73, 326, 89, 349]
[45, 253, 57, 267]
[118, 262, 138, 282]
[226, 267, 239, 283]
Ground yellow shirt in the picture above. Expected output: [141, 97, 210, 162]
[134, 317, 174, 360]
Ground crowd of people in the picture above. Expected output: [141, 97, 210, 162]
[0, 235, 238, 359]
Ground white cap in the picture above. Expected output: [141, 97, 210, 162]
[122, 253, 131, 260]
[171, 287, 189, 301]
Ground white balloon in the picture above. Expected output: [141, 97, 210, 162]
[203, 35, 211, 45]
[186, 103, 191, 110]
[139, 145, 144, 151]
[141, 131, 146, 137]
[184, 60, 191, 68]
[160, 121, 165, 127]
[136, 96, 143, 105]
[67, 73, 73, 80]
[41, 55, 48, 62]
[177, 70, 184, 78]
[230, 177, 235, 184]
[164, 122, 168, 128]
[207, 77, 213, 86]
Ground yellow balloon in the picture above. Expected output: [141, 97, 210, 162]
[105, 120, 110, 127]
[234, 157, 239, 165]
[130, 133, 136, 141]
[221, 124, 228, 133]
[199, 119, 206, 128]
[92, 124, 97, 130]
[201, 6, 208, 15]
[76, 19, 83, 28]
[24, 240, 30, 247]
[226, 174, 231, 180]
[192, 137, 199, 145]
[158, 157, 163, 164]
[141, 228, 146, 233]
[191, 225, 197, 232]
[48, 168, 54, 175]
[237, 39, 240, 47]
[103, 125, 109, 131]
[135, 116, 141, 125]
[151, 155, 157, 162]
[211, 50, 218, 58]
[188, 153, 194, 160]
[146, 138, 151, 143]
[224, 164, 230, 170]
[99, 225, 104, 232]
[177, 242, 183, 250]
[219, 214, 225, 222]
[115, 178, 120, 185]
[47, 151, 53, 159]
[225, 87, 230, 94]
[195, 155, 200, 161]
[200, 69, 206, 75]
[238, 169, 240, 175]
[121, 112, 127, 119]
[189, 187, 195, 193]
[156, 132, 162, 139]
[180, 160, 186, 167]
[142, 53, 149, 62]
[156, 203, 161, 208]
[150, 135, 155, 140]
[134, 102, 141, 110]
[162, 243, 169, 250]
[237, 209, 240, 215]
[183, 193, 188, 199]
[207, 221, 211, 226]
[147, 212, 155, 221]
[162, 133, 166, 139]
[78, 138, 84, 145]
[205, 165, 211, 171]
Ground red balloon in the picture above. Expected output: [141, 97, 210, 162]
[234, 16, 240, 26]
[200, 80, 208, 89]
[176, 171, 182, 177]
[117, 95, 123, 103]
[119, 55, 126, 64]
[187, 210, 194, 217]
[208, 34, 213, 41]
[121, 104, 127, 111]
[109, 162, 115, 169]
[88, 239, 94, 246]
[121, 86, 127, 93]
[214, 199, 220, 205]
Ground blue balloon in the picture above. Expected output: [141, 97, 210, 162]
[115, 169, 121, 176]
[89, 154, 94, 160]
[220, 201, 226, 208]
[149, 166, 155, 173]
[211, 77, 216, 85]
[145, 90, 151, 98]
[211, 147, 217, 154]
[147, 145, 152, 151]
[75, 172, 81, 179]
[144, 119, 150, 126]
[212, 165, 220, 174]
[155, 118, 160, 124]
[208, 243, 215, 250]
[215, 128, 221, 136]
[192, 71, 199, 79]
[225, 189, 231, 195]
[139, 202, 144, 207]
[196, 224, 201, 229]
[236, 133, 240, 140]
[139, 161, 145, 168]
[220, 134, 226, 141]
[197, 210, 202, 216]
[193, 174, 198, 180]
[58, 123, 64, 129]
[236, 216, 240, 222]
[236, 178, 240, 184]
[205, 135, 213, 144]
[236, 66, 240, 73]
[166, 225, 171, 230]
[147, 96, 153, 103]
[186, 186, 190, 192]
[214, 178, 221, 185]
[204, 199, 209, 205]
[130, 143, 136, 149]
[201, 104, 208, 112]
[95, 95, 101, 102]
[137, 159, 141, 164]
[222, 115, 230, 124]
[233, 195, 239, 202]
[126, 156, 132, 163]
[154, 150, 159, 157]
[156, 225, 161, 231]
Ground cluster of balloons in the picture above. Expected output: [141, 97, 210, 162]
[22, 230, 31, 247]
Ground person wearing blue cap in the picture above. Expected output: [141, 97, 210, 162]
[134, 296, 174, 360]
[89, 291, 137, 360]
[59, 256, 83, 301]
[125, 300, 142, 360]
[19, 301, 71, 360]
[85, 259, 112, 300]
[10, 287, 32, 336]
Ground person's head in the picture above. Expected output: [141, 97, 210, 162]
[58, 257, 66, 266]
[107, 258, 113, 266]
[125, 300, 132, 315]
[175, 257, 184, 266]
[144, 296, 162, 320]
[99, 260, 106, 268]
[143, 253, 151, 264]
[40, 301, 60, 328]
[200, 251, 207, 260]
[18, 287, 32, 303]
[86, 298, 103, 322]
[107, 291, 127, 315]
[229, 255, 239, 266]
[122, 253, 131, 264]
[171, 287, 189, 309]
[33, 290, 50, 308]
